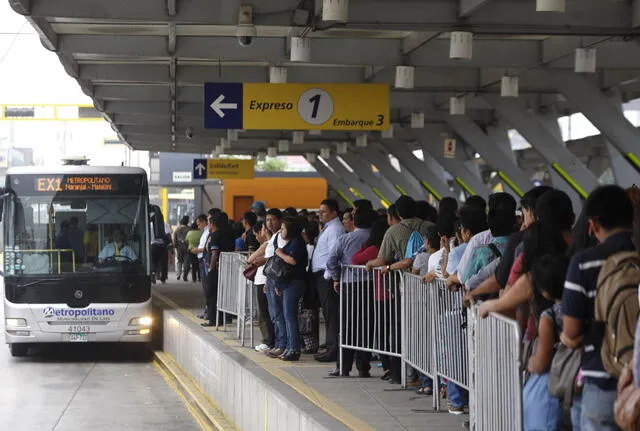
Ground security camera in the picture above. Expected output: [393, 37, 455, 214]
[185, 127, 194, 140]
[236, 5, 257, 47]
[236, 24, 257, 47]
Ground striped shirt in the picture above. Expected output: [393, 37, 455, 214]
[562, 231, 635, 386]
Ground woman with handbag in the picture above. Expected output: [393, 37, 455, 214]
[270, 217, 308, 361]
[523, 254, 567, 430]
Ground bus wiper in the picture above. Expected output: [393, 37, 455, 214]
[18, 278, 63, 288]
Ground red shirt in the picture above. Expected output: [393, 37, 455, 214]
[352, 245, 378, 265]
[351, 245, 390, 300]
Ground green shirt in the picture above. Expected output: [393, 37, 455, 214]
[185, 229, 202, 249]
[378, 218, 434, 264]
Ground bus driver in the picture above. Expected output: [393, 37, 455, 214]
[98, 228, 138, 262]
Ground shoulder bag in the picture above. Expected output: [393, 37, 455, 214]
[548, 343, 582, 411]
[263, 234, 293, 281]
[242, 263, 258, 281]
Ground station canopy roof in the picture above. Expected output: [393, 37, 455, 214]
[10, 0, 640, 157]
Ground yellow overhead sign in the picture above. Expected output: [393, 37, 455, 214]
[206, 159, 255, 180]
[242, 83, 389, 131]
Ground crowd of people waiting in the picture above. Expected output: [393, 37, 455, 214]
[168, 183, 640, 431]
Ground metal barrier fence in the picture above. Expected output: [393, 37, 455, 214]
[216, 252, 254, 347]
[340, 266, 405, 382]
[433, 280, 469, 390]
[338, 269, 522, 429]
[468, 305, 522, 431]
[402, 273, 436, 407]
[214, 259, 522, 429]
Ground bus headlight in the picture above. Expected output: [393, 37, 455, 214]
[129, 316, 152, 326]
[5, 318, 27, 328]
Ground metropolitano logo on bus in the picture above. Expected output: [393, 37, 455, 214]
[42, 307, 115, 321]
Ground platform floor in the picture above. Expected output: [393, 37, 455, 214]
[154, 275, 469, 431]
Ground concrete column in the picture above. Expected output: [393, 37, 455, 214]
[604, 90, 640, 187]
[417, 132, 490, 200]
[537, 110, 585, 213]
[324, 156, 381, 205]
[485, 121, 523, 199]
[546, 69, 640, 177]
[359, 145, 425, 199]
[485, 95, 600, 198]
[379, 139, 454, 200]
[485, 122, 517, 165]
[309, 159, 357, 207]
[340, 153, 401, 205]
[194, 185, 204, 215]
[446, 114, 531, 197]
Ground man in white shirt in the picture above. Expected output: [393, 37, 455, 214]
[189, 214, 210, 318]
[312, 199, 345, 362]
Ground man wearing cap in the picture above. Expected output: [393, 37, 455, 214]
[251, 201, 267, 223]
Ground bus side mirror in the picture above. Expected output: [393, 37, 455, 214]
[0, 187, 10, 222]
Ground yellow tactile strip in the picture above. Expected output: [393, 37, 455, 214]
[154, 292, 374, 431]
[153, 350, 237, 431]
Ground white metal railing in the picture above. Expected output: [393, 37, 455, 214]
[433, 280, 469, 390]
[217, 260, 523, 430]
[468, 304, 523, 431]
[339, 266, 404, 383]
[338, 267, 522, 429]
[402, 273, 438, 409]
[216, 252, 254, 346]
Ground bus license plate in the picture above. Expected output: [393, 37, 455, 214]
[69, 333, 89, 342]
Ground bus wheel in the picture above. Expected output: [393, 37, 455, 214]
[9, 343, 28, 357]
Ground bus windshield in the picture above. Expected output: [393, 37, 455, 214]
[4, 175, 149, 277]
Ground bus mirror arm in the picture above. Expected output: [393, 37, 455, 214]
[0, 188, 15, 222]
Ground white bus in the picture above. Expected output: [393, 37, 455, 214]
[1, 166, 164, 356]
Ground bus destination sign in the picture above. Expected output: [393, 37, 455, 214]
[34, 176, 116, 193]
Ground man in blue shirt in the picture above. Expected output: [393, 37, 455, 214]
[326, 209, 375, 376]
[460, 193, 516, 285]
[312, 199, 346, 362]
[562, 185, 635, 430]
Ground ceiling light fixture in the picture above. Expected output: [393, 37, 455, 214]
[449, 31, 473, 60]
[290, 37, 311, 62]
[575, 48, 596, 73]
[411, 112, 425, 128]
[322, 0, 348, 21]
[395, 66, 415, 89]
[536, 0, 565, 12]
[269, 66, 287, 83]
[449, 96, 466, 115]
[500, 76, 519, 98]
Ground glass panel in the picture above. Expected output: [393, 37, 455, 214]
[6, 194, 147, 276]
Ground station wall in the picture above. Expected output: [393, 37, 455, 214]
[223, 177, 327, 220]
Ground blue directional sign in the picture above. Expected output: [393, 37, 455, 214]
[204, 83, 243, 129]
[193, 159, 207, 180]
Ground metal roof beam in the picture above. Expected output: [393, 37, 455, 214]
[59, 35, 403, 67]
[20, 0, 634, 36]
[459, 0, 494, 17]
[61, 34, 640, 70]
[80, 64, 170, 83]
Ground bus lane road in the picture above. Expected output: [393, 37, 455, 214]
[0, 280, 200, 431]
